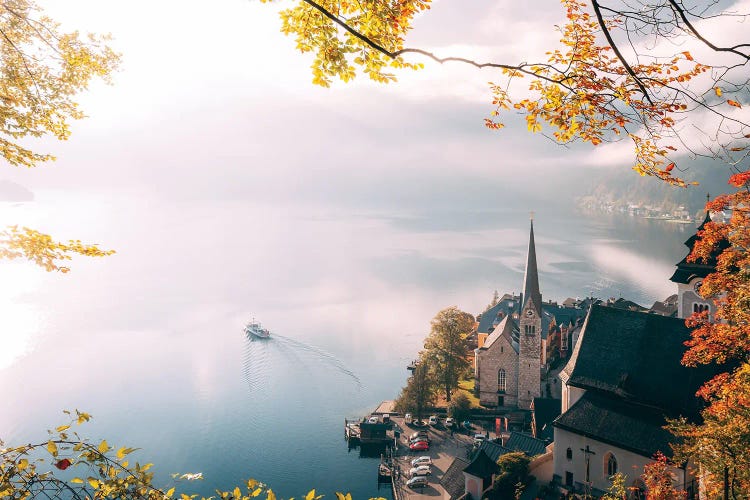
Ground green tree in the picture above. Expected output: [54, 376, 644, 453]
[423, 306, 475, 402]
[394, 360, 436, 422]
[0, 0, 119, 272]
[490, 452, 530, 500]
[447, 392, 471, 422]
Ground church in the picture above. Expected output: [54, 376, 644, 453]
[474, 220, 587, 410]
[550, 211, 724, 498]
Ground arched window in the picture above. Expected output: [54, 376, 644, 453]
[498, 369, 506, 392]
[605, 453, 618, 476]
[566, 447, 572, 460]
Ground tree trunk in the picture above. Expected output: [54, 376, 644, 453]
[724, 465, 729, 500]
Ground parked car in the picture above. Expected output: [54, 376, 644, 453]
[412, 419, 426, 427]
[473, 433, 486, 444]
[382, 413, 390, 424]
[462, 420, 472, 430]
[368, 416, 378, 424]
[410, 431, 429, 440]
[445, 417, 455, 428]
[406, 476, 429, 489]
[428, 415, 438, 426]
[409, 465, 432, 477]
[409, 440, 429, 451]
[411, 456, 433, 467]
[404, 413, 413, 424]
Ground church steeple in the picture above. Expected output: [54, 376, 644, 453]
[521, 217, 542, 313]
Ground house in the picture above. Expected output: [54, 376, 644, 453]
[440, 451, 500, 500]
[553, 305, 716, 497]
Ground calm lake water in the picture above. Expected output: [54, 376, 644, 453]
[0, 190, 692, 499]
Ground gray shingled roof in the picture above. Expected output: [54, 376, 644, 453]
[481, 316, 519, 354]
[476, 439, 513, 462]
[463, 450, 501, 478]
[562, 305, 717, 418]
[505, 432, 547, 457]
[440, 457, 470, 500]
[554, 391, 676, 458]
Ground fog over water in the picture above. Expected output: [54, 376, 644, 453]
[0, 189, 692, 499]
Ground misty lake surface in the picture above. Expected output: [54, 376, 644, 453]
[0, 191, 693, 499]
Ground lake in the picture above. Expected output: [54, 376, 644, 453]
[0, 190, 693, 499]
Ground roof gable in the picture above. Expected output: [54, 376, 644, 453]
[463, 450, 501, 478]
[440, 457, 470, 500]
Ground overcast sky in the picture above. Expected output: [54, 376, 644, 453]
[0, 0, 747, 209]
[0, 0, 591, 209]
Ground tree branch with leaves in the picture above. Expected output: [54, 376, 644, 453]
[0, 0, 119, 272]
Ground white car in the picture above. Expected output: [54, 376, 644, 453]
[445, 417, 455, 428]
[404, 413, 413, 424]
[428, 415, 438, 426]
[473, 433, 486, 444]
[409, 465, 432, 477]
[368, 416, 379, 424]
[411, 456, 433, 467]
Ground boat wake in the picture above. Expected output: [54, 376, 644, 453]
[241, 331, 362, 397]
[272, 334, 362, 390]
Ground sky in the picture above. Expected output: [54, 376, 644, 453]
[0, 0, 744, 209]
[0, 0, 601, 209]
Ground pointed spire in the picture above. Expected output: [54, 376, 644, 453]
[522, 217, 542, 312]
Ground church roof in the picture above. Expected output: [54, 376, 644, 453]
[554, 391, 676, 458]
[440, 457, 470, 500]
[670, 212, 729, 284]
[481, 315, 519, 354]
[477, 299, 519, 334]
[463, 450, 501, 478]
[521, 220, 542, 313]
[561, 305, 716, 418]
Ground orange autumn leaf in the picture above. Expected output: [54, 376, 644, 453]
[727, 99, 742, 108]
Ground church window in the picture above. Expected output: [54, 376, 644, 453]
[562, 331, 568, 349]
[498, 369, 506, 392]
[605, 453, 618, 476]
[692, 303, 709, 314]
[566, 447, 572, 460]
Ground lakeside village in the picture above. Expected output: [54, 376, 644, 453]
[345, 215, 720, 500]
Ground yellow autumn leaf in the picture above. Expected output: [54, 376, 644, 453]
[56, 425, 70, 432]
[252, 488, 263, 497]
[715, 87, 722, 97]
[71, 478, 84, 484]
[233, 486, 242, 498]
[267, 489, 276, 500]
[88, 478, 100, 489]
[17, 459, 28, 471]
[47, 441, 58, 457]
[306, 490, 316, 500]
[98, 440, 108, 454]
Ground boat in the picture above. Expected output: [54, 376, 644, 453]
[245, 319, 271, 339]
